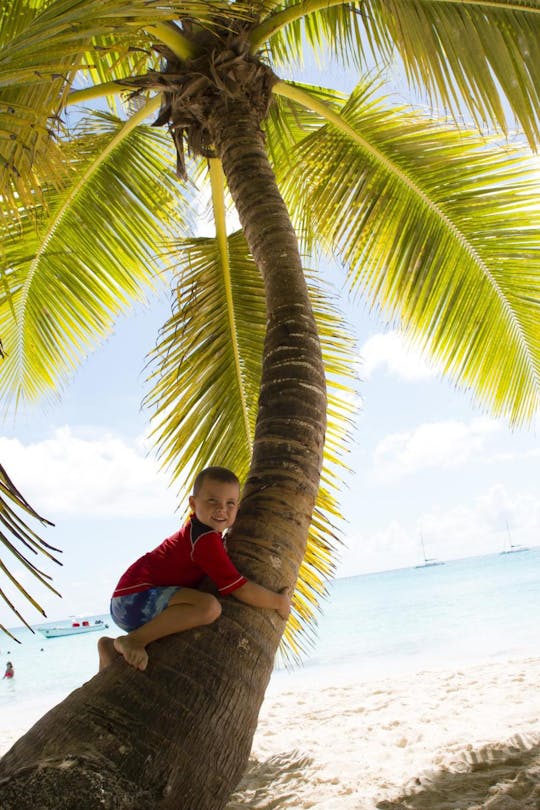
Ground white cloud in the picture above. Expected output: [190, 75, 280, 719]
[0, 427, 178, 518]
[359, 330, 440, 381]
[336, 483, 540, 577]
[415, 486, 540, 558]
[372, 417, 501, 481]
[491, 446, 540, 463]
[335, 520, 418, 576]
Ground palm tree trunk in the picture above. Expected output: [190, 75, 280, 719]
[211, 98, 327, 593]
[0, 105, 326, 810]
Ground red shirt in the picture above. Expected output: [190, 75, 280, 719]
[112, 516, 247, 598]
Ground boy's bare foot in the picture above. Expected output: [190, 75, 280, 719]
[113, 635, 149, 671]
[97, 636, 118, 672]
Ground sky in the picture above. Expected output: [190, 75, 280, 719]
[1, 54, 539, 629]
[1, 287, 538, 628]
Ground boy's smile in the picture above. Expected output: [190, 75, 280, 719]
[189, 479, 240, 533]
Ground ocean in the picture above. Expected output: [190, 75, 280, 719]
[2, 548, 540, 753]
[285, 546, 540, 685]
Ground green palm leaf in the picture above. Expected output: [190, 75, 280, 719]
[0, 109, 191, 408]
[263, 80, 344, 172]
[1, 0, 177, 87]
[0, 1, 182, 215]
[276, 79, 540, 423]
[0, 0, 72, 218]
[1, 0, 255, 88]
[145, 226, 356, 659]
[0, 0, 257, 216]
[252, 0, 540, 147]
[77, 31, 159, 90]
[0, 463, 60, 640]
[0, 83, 68, 222]
[145, 230, 261, 492]
[253, 0, 370, 69]
[365, 0, 540, 146]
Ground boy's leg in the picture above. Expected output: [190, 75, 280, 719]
[99, 589, 221, 672]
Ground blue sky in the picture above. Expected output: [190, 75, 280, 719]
[1, 285, 538, 627]
[1, 54, 539, 628]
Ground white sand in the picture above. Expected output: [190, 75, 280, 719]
[228, 656, 540, 809]
[3, 657, 540, 808]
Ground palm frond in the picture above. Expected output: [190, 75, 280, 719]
[277, 79, 540, 424]
[0, 0, 260, 215]
[144, 231, 263, 493]
[365, 0, 540, 146]
[145, 227, 356, 659]
[0, 84, 69, 222]
[0, 0, 178, 87]
[254, 0, 540, 147]
[1, 0, 257, 88]
[252, 0, 371, 70]
[76, 30, 160, 93]
[0, 109, 192, 409]
[0, 1, 179, 214]
[0, 462, 60, 638]
[263, 80, 344, 172]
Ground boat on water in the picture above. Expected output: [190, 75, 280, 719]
[38, 619, 109, 639]
[415, 534, 445, 569]
[500, 520, 529, 555]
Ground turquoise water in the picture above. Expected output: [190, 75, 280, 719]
[294, 548, 540, 682]
[2, 549, 540, 747]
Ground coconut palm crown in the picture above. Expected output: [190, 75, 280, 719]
[0, 2, 540, 805]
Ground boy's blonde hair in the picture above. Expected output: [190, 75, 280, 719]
[192, 467, 239, 496]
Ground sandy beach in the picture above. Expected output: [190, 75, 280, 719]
[2, 654, 540, 808]
[227, 656, 540, 809]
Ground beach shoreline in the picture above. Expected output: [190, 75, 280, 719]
[3, 655, 540, 808]
[227, 655, 540, 809]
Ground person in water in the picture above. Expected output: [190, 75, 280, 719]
[3, 661, 14, 679]
[98, 466, 290, 672]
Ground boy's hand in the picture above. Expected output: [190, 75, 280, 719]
[277, 586, 291, 620]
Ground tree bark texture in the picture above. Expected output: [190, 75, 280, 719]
[211, 99, 327, 596]
[0, 105, 326, 809]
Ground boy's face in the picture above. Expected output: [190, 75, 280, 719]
[189, 478, 240, 533]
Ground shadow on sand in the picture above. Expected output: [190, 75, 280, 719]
[376, 736, 540, 809]
[227, 736, 540, 809]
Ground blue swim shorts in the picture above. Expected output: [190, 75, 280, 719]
[110, 586, 181, 632]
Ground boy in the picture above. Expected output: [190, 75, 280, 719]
[98, 466, 290, 672]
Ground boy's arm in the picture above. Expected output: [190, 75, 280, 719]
[231, 581, 291, 620]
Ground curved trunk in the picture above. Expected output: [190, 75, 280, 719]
[0, 106, 326, 810]
[212, 99, 327, 595]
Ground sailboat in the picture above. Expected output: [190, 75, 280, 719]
[500, 521, 529, 555]
[415, 534, 445, 568]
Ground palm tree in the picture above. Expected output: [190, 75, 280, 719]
[0, 465, 59, 642]
[0, 1, 539, 807]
